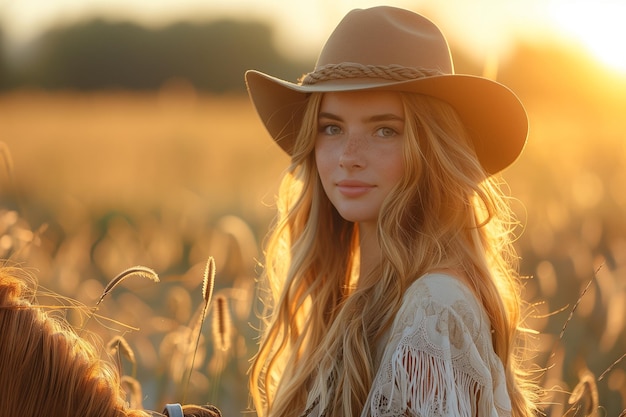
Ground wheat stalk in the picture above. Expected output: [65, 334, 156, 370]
[555, 264, 603, 342]
[212, 295, 231, 352]
[0, 141, 15, 187]
[80, 266, 159, 332]
[95, 266, 159, 307]
[558, 277, 594, 341]
[183, 257, 216, 403]
[598, 352, 626, 382]
[107, 335, 137, 378]
[202, 257, 216, 315]
[567, 368, 599, 417]
[120, 375, 143, 409]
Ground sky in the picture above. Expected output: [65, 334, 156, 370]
[1, 0, 626, 74]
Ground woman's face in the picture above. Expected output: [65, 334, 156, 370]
[315, 90, 406, 228]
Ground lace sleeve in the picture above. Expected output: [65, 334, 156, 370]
[364, 274, 511, 417]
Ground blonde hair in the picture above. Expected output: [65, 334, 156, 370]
[0, 266, 219, 417]
[250, 92, 539, 417]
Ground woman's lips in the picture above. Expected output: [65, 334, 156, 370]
[336, 180, 375, 197]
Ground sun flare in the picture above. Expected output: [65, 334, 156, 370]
[547, 1, 626, 74]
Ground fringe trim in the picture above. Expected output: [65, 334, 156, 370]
[376, 343, 494, 417]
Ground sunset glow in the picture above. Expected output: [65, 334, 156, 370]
[1, 0, 625, 75]
[547, 0, 626, 73]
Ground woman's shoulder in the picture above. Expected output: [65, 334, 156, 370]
[404, 272, 479, 307]
[372, 277, 509, 417]
[397, 272, 489, 329]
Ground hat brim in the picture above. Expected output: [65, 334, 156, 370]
[245, 69, 527, 174]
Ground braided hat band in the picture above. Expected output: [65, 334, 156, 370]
[300, 63, 444, 85]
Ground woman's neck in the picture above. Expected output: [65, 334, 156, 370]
[357, 222, 381, 282]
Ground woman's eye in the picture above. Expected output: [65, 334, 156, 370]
[321, 125, 342, 135]
[376, 127, 397, 137]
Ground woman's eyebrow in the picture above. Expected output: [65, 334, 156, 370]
[318, 112, 342, 121]
[367, 114, 405, 123]
[318, 112, 404, 122]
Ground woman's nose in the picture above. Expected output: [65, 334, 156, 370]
[339, 134, 365, 168]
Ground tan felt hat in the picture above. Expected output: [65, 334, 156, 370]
[245, 6, 527, 174]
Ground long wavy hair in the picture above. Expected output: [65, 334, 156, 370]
[0, 266, 218, 417]
[249, 92, 539, 417]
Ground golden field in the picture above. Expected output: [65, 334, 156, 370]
[1, 87, 626, 415]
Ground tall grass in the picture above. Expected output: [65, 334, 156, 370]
[1, 90, 625, 415]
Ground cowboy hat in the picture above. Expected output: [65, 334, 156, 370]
[245, 6, 527, 174]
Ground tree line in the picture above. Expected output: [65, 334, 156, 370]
[0, 18, 311, 92]
[0, 17, 623, 102]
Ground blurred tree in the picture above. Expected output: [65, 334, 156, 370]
[12, 18, 311, 92]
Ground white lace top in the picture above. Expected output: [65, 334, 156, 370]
[304, 273, 512, 417]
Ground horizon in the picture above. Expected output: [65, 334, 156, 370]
[1, 0, 625, 75]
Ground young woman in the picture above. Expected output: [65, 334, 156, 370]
[0, 266, 221, 417]
[246, 6, 539, 417]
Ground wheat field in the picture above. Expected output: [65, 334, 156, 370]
[1, 88, 625, 416]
